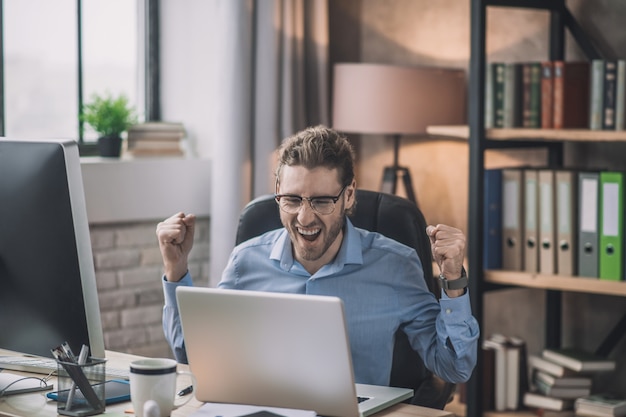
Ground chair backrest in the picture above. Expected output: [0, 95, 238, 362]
[235, 189, 453, 408]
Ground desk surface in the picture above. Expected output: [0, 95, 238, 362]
[0, 350, 454, 417]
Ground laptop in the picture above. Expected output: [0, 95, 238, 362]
[176, 287, 414, 417]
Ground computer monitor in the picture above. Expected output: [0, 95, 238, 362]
[0, 138, 105, 359]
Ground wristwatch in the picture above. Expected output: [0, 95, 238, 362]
[438, 267, 469, 290]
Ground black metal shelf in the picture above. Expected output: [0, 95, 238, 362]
[465, 1, 607, 416]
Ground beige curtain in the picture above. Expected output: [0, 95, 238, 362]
[209, 0, 330, 286]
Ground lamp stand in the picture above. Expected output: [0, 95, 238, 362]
[380, 134, 417, 205]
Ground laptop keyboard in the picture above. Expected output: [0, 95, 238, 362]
[0, 356, 130, 380]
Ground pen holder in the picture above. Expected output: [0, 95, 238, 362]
[56, 357, 107, 417]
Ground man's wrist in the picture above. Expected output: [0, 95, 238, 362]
[164, 266, 188, 282]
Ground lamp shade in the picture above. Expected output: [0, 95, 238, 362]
[332, 63, 466, 135]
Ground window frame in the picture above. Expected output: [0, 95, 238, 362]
[0, 0, 160, 156]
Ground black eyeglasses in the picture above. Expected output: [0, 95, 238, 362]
[275, 185, 347, 215]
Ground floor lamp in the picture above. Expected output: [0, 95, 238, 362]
[332, 63, 466, 206]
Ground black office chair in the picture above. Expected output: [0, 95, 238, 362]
[235, 189, 455, 409]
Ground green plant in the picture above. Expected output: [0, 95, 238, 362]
[81, 92, 137, 137]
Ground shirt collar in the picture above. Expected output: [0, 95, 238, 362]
[270, 218, 364, 274]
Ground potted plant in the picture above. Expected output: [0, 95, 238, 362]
[82, 92, 137, 157]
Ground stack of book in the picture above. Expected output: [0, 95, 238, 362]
[523, 348, 617, 415]
[575, 393, 626, 417]
[482, 333, 529, 412]
[126, 122, 186, 157]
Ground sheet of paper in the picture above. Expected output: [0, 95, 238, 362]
[189, 402, 317, 417]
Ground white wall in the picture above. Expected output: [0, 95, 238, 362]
[82, 157, 211, 223]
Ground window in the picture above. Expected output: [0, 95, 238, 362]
[4, 0, 78, 139]
[2, 0, 151, 152]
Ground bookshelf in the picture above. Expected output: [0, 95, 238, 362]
[445, 1, 626, 416]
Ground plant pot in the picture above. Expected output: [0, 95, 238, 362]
[98, 135, 122, 157]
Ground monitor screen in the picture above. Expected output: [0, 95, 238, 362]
[0, 138, 105, 358]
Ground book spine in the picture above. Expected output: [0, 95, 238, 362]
[522, 63, 533, 127]
[553, 62, 590, 128]
[485, 63, 494, 128]
[541, 61, 554, 128]
[484, 169, 503, 269]
[503, 63, 523, 128]
[529, 62, 542, 128]
[589, 60, 605, 130]
[521, 63, 541, 128]
[616, 60, 626, 130]
[494, 63, 506, 128]
[552, 61, 565, 129]
[603, 60, 618, 130]
[563, 62, 590, 128]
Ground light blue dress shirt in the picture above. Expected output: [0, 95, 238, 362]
[162, 218, 479, 385]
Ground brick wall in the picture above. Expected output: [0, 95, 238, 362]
[89, 217, 211, 359]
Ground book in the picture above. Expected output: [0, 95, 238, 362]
[485, 63, 494, 128]
[534, 370, 592, 388]
[616, 60, 626, 130]
[484, 335, 509, 411]
[127, 140, 183, 151]
[126, 148, 185, 157]
[522, 62, 542, 128]
[507, 336, 528, 410]
[541, 61, 554, 128]
[523, 392, 574, 411]
[528, 354, 574, 378]
[534, 378, 591, 399]
[127, 122, 186, 142]
[575, 393, 626, 417]
[590, 59, 606, 130]
[603, 60, 618, 130]
[523, 168, 539, 273]
[552, 61, 590, 129]
[538, 169, 555, 274]
[128, 121, 186, 133]
[542, 348, 616, 373]
[484, 334, 527, 411]
[484, 169, 503, 269]
[502, 168, 524, 270]
[578, 171, 601, 278]
[554, 169, 578, 276]
[493, 62, 506, 128]
[599, 171, 624, 281]
[503, 62, 523, 127]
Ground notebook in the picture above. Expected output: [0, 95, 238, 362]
[176, 287, 414, 417]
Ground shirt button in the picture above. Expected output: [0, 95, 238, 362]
[445, 308, 452, 314]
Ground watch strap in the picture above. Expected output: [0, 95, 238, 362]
[438, 267, 468, 290]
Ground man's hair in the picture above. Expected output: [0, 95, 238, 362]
[275, 125, 355, 188]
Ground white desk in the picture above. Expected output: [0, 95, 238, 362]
[0, 350, 453, 417]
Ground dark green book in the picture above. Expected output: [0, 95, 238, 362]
[522, 62, 542, 128]
[493, 62, 506, 128]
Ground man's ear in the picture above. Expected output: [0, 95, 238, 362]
[345, 179, 357, 209]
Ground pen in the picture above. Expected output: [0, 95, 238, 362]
[66, 344, 89, 411]
[177, 385, 194, 397]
